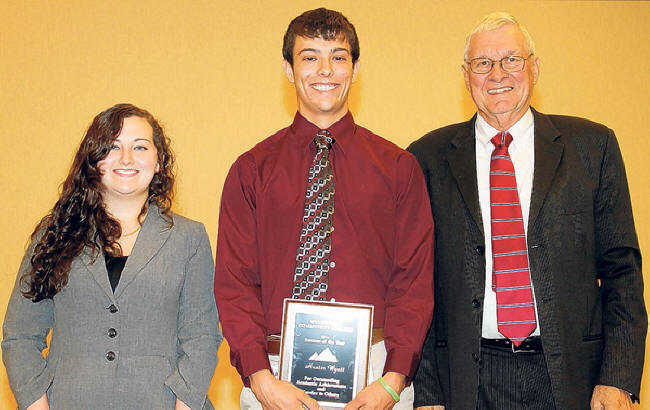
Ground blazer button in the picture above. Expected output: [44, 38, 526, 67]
[472, 352, 479, 362]
[475, 246, 485, 255]
[107, 328, 117, 338]
[108, 304, 118, 314]
[106, 351, 116, 361]
[472, 299, 481, 309]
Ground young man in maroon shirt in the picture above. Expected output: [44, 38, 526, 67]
[214, 8, 434, 409]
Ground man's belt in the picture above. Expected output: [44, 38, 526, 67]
[267, 327, 385, 355]
[480, 337, 543, 353]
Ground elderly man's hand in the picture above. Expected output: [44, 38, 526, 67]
[344, 371, 406, 409]
[590, 385, 633, 410]
[250, 369, 322, 410]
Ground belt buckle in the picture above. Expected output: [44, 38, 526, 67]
[511, 339, 535, 353]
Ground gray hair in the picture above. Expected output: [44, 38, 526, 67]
[463, 12, 536, 61]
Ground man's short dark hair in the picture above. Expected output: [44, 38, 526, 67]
[282, 8, 360, 65]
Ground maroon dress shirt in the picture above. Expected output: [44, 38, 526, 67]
[214, 112, 434, 385]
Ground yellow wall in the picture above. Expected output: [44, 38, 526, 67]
[1, 1, 648, 408]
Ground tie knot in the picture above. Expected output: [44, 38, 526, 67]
[315, 130, 333, 150]
[490, 132, 513, 149]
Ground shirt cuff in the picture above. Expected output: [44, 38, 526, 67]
[382, 347, 419, 383]
[239, 345, 273, 387]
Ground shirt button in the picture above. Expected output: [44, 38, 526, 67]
[108, 304, 118, 314]
[475, 246, 485, 255]
[106, 351, 116, 361]
[330, 261, 335, 268]
[472, 352, 479, 362]
[107, 328, 117, 338]
[472, 299, 481, 309]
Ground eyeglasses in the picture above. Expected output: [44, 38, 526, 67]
[466, 54, 534, 74]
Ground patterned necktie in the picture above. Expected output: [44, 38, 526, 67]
[292, 130, 335, 300]
[490, 132, 537, 346]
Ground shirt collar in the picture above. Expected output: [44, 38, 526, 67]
[475, 108, 534, 148]
[289, 111, 356, 155]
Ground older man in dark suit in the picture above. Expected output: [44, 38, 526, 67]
[408, 11, 646, 410]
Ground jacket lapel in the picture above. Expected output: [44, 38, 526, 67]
[113, 205, 173, 299]
[80, 247, 115, 302]
[529, 109, 564, 229]
[447, 116, 484, 235]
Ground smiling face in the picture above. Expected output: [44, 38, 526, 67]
[283, 35, 360, 129]
[98, 116, 159, 206]
[463, 24, 539, 130]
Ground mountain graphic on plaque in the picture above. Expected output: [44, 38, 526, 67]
[308, 347, 338, 362]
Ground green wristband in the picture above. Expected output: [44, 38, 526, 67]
[378, 376, 400, 402]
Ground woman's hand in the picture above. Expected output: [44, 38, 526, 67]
[26, 394, 49, 410]
[175, 398, 191, 410]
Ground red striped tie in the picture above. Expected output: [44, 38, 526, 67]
[490, 132, 536, 346]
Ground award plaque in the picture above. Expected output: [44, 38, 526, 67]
[279, 299, 373, 408]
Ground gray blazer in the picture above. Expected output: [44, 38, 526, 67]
[407, 109, 647, 409]
[2, 206, 222, 409]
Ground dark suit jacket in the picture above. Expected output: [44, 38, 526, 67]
[407, 109, 646, 409]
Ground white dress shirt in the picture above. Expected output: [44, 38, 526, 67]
[475, 109, 541, 339]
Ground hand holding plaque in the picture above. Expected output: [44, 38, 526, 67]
[344, 371, 406, 409]
[250, 369, 322, 410]
[279, 299, 374, 409]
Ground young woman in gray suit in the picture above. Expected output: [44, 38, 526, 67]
[2, 104, 222, 409]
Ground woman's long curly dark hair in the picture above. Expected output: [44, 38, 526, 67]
[21, 104, 175, 302]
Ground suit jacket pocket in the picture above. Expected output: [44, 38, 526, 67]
[116, 355, 176, 409]
[580, 338, 604, 386]
[584, 286, 604, 340]
[583, 334, 603, 341]
[47, 354, 109, 409]
[47, 354, 176, 409]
